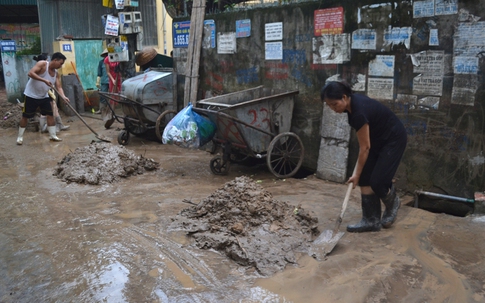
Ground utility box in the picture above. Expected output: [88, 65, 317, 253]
[132, 11, 142, 33]
[119, 12, 133, 34]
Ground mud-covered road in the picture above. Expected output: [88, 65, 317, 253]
[1, 105, 485, 302]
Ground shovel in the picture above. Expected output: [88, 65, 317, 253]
[50, 86, 112, 143]
[310, 164, 357, 260]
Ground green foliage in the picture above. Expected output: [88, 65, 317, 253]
[15, 36, 41, 56]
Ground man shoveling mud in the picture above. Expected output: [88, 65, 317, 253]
[16, 52, 69, 145]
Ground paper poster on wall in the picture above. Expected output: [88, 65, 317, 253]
[454, 56, 479, 74]
[358, 3, 392, 26]
[312, 34, 350, 64]
[452, 75, 478, 106]
[435, 0, 458, 15]
[429, 29, 439, 46]
[396, 94, 418, 108]
[383, 27, 412, 49]
[265, 22, 283, 41]
[418, 96, 440, 110]
[314, 7, 344, 36]
[105, 15, 119, 36]
[454, 22, 485, 57]
[351, 29, 376, 50]
[352, 74, 366, 91]
[217, 32, 237, 54]
[173, 21, 190, 48]
[236, 19, 251, 38]
[203, 20, 216, 49]
[413, 75, 443, 96]
[368, 55, 395, 77]
[265, 42, 283, 60]
[367, 78, 394, 100]
[413, 0, 434, 18]
[411, 50, 444, 75]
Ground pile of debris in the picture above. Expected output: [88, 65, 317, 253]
[54, 142, 159, 185]
[0, 101, 33, 130]
[171, 176, 319, 276]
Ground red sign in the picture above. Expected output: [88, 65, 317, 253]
[314, 7, 344, 36]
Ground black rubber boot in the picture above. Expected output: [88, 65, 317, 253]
[381, 185, 401, 228]
[347, 194, 382, 232]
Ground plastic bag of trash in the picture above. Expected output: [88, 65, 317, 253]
[162, 103, 216, 148]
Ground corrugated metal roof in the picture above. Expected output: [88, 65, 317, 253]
[0, 0, 36, 5]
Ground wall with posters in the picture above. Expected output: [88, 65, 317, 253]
[173, 0, 485, 198]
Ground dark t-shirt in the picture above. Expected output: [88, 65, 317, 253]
[346, 94, 406, 150]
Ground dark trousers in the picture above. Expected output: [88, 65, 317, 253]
[358, 132, 407, 198]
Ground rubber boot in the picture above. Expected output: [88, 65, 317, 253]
[347, 194, 382, 232]
[381, 185, 401, 228]
[39, 115, 47, 133]
[55, 116, 70, 131]
[17, 127, 26, 145]
[48, 126, 62, 142]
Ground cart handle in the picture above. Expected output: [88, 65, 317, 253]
[193, 107, 275, 137]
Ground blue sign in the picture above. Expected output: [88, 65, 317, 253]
[62, 44, 72, 52]
[0, 40, 16, 52]
[173, 21, 190, 48]
[236, 19, 251, 38]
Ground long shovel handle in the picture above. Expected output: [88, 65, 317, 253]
[50, 86, 100, 136]
[332, 164, 358, 234]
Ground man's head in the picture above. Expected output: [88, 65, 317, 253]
[50, 52, 67, 69]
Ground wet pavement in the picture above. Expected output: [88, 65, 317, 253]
[1, 110, 485, 303]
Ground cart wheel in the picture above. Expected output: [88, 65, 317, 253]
[267, 132, 304, 178]
[210, 156, 230, 175]
[118, 130, 130, 145]
[155, 110, 177, 143]
[124, 116, 147, 135]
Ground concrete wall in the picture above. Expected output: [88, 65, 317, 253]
[173, 0, 485, 198]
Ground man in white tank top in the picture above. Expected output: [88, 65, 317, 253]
[17, 52, 70, 145]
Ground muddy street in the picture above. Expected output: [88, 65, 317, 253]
[1, 113, 485, 303]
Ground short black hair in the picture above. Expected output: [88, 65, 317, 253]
[320, 81, 353, 101]
[33, 53, 48, 62]
[51, 52, 67, 61]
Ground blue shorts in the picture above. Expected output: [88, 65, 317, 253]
[22, 96, 53, 118]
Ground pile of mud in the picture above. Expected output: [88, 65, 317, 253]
[54, 142, 159, 184]
[0, 101, 25, 129]
[171, 176, 319, 276]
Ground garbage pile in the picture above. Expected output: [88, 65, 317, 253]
[171, 176, 319, 276]
[54, 142, 159, 185]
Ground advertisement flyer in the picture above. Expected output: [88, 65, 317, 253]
[314, 7, 344, 36]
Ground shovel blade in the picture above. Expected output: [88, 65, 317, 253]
[309, 230, 345, 260]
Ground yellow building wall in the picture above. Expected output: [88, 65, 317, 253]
[52, 40, 76, 75]
[156, 1, 173, 56]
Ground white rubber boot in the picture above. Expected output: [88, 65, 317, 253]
[17, 127, 26, 145]
[39, 115, 47, 133]
[48, 126, 62, 141]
